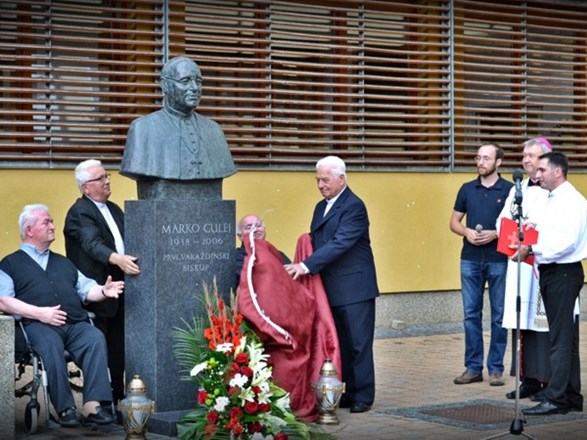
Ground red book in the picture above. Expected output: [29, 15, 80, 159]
[497, 217, 539, 265]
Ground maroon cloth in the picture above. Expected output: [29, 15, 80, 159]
[237, 235, 340, 421]
[294, 233, 342, 383]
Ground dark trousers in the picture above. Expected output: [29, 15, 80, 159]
[539, 262, 583, 409]
[24, 321, 112, 413]
[94, 308, 125, 403]
[332, 299, 376, 406]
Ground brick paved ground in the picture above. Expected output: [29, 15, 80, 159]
[13, 320, 587, 439]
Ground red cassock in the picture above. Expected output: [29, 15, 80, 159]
[237, 234, 341, 421]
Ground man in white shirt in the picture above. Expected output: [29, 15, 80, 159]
[515, 152, 587, 415]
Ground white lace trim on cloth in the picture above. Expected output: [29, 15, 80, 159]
[245, 228, 292, 343]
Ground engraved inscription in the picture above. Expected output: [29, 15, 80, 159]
[159, 222, 232, 272]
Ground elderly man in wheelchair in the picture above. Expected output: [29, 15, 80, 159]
[0, 204, 124, 429]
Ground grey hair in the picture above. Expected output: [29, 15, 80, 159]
[75, 159, 102, 191]
[236, 214, 265, 236]
[316, 155, 346, 176]
[19, 204, 49, 240]
[524, 138, 552, 154]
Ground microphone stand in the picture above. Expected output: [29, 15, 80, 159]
[482, 191, 535, 440]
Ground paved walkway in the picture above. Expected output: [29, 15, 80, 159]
[12, 321, 587, 439]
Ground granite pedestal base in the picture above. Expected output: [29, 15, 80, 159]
[124, 198, 235, 436]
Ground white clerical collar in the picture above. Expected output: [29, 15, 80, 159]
[89, 198, 107, 209]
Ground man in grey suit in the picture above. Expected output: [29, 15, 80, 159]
[285, 155, 379, 413]
[64, 159, 140, 404]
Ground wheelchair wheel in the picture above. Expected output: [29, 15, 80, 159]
[25, 400, 40, 434]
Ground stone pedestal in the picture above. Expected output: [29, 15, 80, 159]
[124, 197, 235, 436]
[0, 315, 15, 440]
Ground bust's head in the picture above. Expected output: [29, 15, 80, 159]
[160, 57, 203, 115]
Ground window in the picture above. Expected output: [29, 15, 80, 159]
[1, 0, 586, 170]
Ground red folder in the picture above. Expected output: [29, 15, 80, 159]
[497, 217, 538, 265]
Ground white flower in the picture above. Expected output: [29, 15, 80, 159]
[215, 342, 234, 353]
[190, 362, 208, 377]
[251, 433, 271, 440]
[229, 373, 249, 388]
[213, 396, 230, 412]
[275, 394, 291, 412]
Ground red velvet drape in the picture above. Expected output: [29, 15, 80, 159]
[237, 234, 340, 421]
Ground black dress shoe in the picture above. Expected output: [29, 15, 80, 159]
[350, 402, 371, 413]
[57, 407, 80, 428]
[568, 403, 583, 412]
[505, 384, 542, 400]
[81, 406, 115, 425]
[522, 401, 567, 416]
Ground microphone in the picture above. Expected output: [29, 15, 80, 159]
[513, 169, 524, 205]
[475, 224, 483, 233]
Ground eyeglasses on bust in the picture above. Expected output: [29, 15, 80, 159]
[162, 76, 203, 87]
[84, 173, 111, 184]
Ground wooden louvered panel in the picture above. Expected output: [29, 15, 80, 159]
[1, 1, 586, 170]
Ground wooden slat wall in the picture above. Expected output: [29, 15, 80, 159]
[1, 0, 586, 170]
[173, 0, 452, 169]
[453, 0, 587, 169]
[0, 0, 164, 166]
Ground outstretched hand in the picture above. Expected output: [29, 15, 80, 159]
[102, 275, 125, 299]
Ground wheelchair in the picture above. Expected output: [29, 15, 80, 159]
[14, 312, 97, 434]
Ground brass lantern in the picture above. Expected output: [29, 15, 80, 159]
[118, 375, 156, 439]
[311, 359, 345, 424]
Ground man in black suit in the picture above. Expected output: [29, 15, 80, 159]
[285, 155, 379, 413]
[64, 159, 140, 404]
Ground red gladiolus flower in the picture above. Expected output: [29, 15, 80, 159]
[274, 432, 289, 440]
[207, 410, 219, 424]
[232, 423, 244, 436]
[235, 352, 249, 365]
[204, 424, 217, 436]
[244, 400, 259, 414]
[197, 390, 208, 404]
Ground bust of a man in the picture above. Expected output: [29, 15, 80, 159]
[121, 57, 236, 184]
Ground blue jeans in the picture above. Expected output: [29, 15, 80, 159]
[460, 259, 508, 375]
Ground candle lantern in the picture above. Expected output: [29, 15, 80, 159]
[118, 374, 155, 439]
[311, 359, 345, 424]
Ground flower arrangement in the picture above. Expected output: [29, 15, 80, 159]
[173, 283, 329, 440]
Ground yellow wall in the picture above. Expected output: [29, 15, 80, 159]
[2, 169, 587, 294]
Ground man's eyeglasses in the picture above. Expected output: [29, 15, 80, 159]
[242, 223, 265, 232]
[163, 76, 203, 87]
[84, 173, 111, 184]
